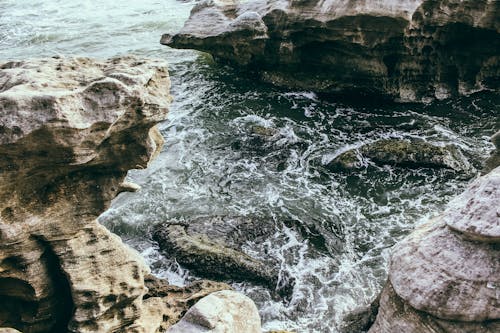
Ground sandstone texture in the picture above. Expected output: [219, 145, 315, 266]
[165, 290, 262, 333]
[163, 0, 499, 102]
[328, 138, 473, 174]
[369, 165, 500, 332]
[0, 56, 175, 332]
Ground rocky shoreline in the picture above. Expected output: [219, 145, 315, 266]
[1, 1, 499, 332]
[163, 0, 499, 102]
[0, 56, 256, 333]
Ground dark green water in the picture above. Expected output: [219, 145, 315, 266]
[1, 1, 498, 331]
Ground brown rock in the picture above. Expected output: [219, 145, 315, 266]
[163, 0, 499, 102]
[0, 56, 170, 332]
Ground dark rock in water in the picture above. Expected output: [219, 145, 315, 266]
[328, 139, 474, 175]
[152, 216, 295, 297]
[482, 130, 500, 175]
[163, 0, 499, 102]
[340, 294, 380, 333]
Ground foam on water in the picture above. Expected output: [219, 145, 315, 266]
[1, 1, 498, 332]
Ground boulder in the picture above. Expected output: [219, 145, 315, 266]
[328, 139, 473, 174]
[165, 290, 261, 333]
[163, 0, 499, 102]
[369, 166, 500, 332]
[0, 56, 174, 332]
[153, 216, 294, 296]
[143, 274, 232, 330]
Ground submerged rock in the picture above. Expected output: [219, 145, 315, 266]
[369, 166, 500, 332]
[0, 56, 176, 332]
[328, 139, 474, 174]
[166, 290, 262, 333]
[163, 0, 499, 102]
[153, 216, 294, 296]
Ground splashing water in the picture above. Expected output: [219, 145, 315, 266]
[1, 1, 498, 331]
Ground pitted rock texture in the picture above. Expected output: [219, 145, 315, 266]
[369, 166, 500, 333]
[0, 56, 171, 332]
[444, 168, 500, 242]
[165, 290, 262, 333]
[163, 0, 499, 102]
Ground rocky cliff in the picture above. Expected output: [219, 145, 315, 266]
[0, 56, 171, 332]
[368, 161, 500, 332]
[0, 56, 240, 333]
[162, 0, 499, 102]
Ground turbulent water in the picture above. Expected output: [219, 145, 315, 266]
[1, 1, 499, 332]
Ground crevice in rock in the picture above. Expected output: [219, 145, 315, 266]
[33, 236, 75, 333]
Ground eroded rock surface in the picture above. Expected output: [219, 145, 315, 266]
[369, 166, 500, 332]
[0, 56, 172, 332]
[163, 0, 499, 101]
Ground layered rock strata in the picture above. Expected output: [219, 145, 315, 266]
[369, 165, 500, 332]
[0, 56, 173, 332]
[163, 0, 499, 102]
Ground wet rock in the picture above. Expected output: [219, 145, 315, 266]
[369, 166, 500, 332]
[482, 130, 500, 175]
[166, 290, 262, 333]
[153, 216, 294, 295]
[143, 274, 232, 330]
[328, 139, 473, 174]
[163, 0, 499, 102]
[0, 56, 172, 332]
[340, 294, 380, 333]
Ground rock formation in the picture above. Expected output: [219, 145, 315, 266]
[0, 56, 171, 332]
[328, 138, 474, 174]
[368, 165, 500, 332]
[162, 0, 499, 102]
[0, 56, 239, 333]
[483, 130, 500, 175]
[165, 290, 262, 333]
[153, 216, 295, 297]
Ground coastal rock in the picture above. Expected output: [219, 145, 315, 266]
[369, 166, 500, 332]
[444, 168, 500, 242]
[143, 274, 232, 330]
[328, 139, 473, 174]
[163, 0, 500, 101]
[482, 130, 500, 175]
[153, 216, 294, 295]
[165, 290, 262, 333]
[339, 295, 380, 333]
[0, 56, 172, 332]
